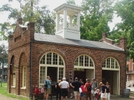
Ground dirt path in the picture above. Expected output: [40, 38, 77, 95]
[0, 94, 19, 100]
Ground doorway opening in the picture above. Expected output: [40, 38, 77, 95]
[102, 70, 120, 95]
[47, 67, 57, 82]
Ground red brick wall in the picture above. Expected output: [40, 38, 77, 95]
[8, 24, 126, 97]
[31, 42, 126, 94]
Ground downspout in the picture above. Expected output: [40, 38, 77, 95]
[30, 1, 33, 99]
[29, 33, 32, 100]
[29, 23, 34, 100]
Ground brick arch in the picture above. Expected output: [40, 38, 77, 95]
[18, 52, 28, 95]
[9, 55, 15, 73]
[19, 52, 28, 67]
[9, 55, 15, 93]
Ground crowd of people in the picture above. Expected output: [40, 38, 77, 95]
[32, 76, 111, 100]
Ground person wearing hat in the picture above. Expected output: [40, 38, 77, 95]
[99, 82, 107, 100]
[91, 78, 98, 100]
[59, 77, 69, 100]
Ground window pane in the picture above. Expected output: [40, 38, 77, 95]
[111, 58, 114, 68]
[59, 68, 63, 79]
[85, 56, 89, 66]
[74, 58, 78, 66]
[115, 62, 119, 68]
[89, 59, 93, 67]
[40, 55, 45, 64]
[47, 53, 51, 64]
[23, 67, 26, 87]
[80, 56, 83, 66]
[53, 53, 58, 65]
[40, 66, 45, 84]
[59, 56, 64, 65]
[107, 58, 110, 68]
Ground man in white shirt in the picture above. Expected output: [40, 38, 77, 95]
[59, 77, 69, 100]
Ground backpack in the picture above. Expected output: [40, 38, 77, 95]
[44, 81, 48, 89]
[87, 84, 92, 91]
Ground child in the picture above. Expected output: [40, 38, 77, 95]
[95, 89, 101, 100]
[41, 85, 45, 98]
[80, 84, 85, 100]
[34, 86, 40, 100]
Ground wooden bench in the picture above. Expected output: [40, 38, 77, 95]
[34, 93, 44, 100]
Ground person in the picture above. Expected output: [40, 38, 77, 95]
[32, 85, 36, 100]
[94, 89, 101, 100]
[69, 78, 74, 99]
[79, 79, 84, 85]
[80, 82, 85, 100]
[59, 77, 69, 100]
[40, 85, 45, 99]
[55, 80, 61, 100]
[34, 85, 40, 100]
[44, 76, 51, 100]
[70, 77, 81, 100]
[99, 82, 107, 100]
[84, 78, 92, 100]
[91, 78, 98, 100]
[106, 82, 110, 100]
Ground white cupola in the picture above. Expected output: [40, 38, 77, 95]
[54, 3, 82, 40]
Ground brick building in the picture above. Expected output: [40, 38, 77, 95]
[8, 4, 126, 98]
[126, 58, 134, 87]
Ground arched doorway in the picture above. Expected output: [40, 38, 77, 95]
[39, 52, 65, 87]
[102, 57, 120, 95]
[74, 54, 95, 83]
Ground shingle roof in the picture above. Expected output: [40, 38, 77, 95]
[34, 33, 124, 51]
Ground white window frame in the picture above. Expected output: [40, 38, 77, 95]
[102, 57, 120, 70]
[74, 54, 95, 69]
[39, 52, 65, 87]
[21, 66, 26, 89]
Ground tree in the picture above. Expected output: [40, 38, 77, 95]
[80, 0, 114, 41]
[0, 44, 8, 66]
[0, 0, 55, 40]
[112, 0, 134, 59]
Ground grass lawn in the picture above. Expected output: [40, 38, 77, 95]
[0, 82, 30, 100]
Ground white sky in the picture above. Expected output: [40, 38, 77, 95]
[0, 0, 121, 35]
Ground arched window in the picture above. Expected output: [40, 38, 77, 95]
[102, 57, 120, 70]
[39, 52, 65, 86]
[74, 55, 95, 68]
[40, 52, 64, 65]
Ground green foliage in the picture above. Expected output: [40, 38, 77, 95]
[0, 44, 8, 65]
[0, 82, 30, 100]
[110, 0, 134, 59]
[0, 0, 55, 40]
[80, 0, 113, 41]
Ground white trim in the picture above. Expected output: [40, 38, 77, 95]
[11, 86, 16, 88]
[21, 87, 26, 89]
[39, 52, 65, 87]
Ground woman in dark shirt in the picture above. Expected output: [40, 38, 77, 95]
[99, 82, 107, 100]
[55, 80, 61, 100]
[106, 82, 110, 100]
